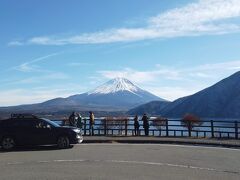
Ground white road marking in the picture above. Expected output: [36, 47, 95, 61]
[106, 160, 219, 172]
[7, 162, 24, 165]
[5, 159, 239, 175]
[77, 143, 240, 151]
[38, 161, 51, 163]
[53, 159, 85, 163]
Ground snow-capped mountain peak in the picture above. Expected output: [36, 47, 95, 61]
[88, 77, 140, 95]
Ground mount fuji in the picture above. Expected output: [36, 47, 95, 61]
[0, 78, 165, 115]
[59, 77, 165, 110]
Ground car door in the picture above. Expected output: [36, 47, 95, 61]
[13, 119, 54, 145]
[33, 119, 56, 145]
[13, 119, 39, 145]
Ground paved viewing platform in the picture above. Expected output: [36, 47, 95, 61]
[83, 136, 240, 148]
[1, 142, 240, 180]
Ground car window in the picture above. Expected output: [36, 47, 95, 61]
[0, 119, 54, 129]
[36, 120, 51, 129]
[41, 118, 60, 127]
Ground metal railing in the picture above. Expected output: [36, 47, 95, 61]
[55, 118, 240, 139]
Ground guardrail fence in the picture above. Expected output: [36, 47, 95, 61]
[55, 118, 240, 139]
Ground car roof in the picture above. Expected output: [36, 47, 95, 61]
[11, 114, 38, 119]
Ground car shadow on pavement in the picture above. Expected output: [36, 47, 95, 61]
[0, 145, 74, 153]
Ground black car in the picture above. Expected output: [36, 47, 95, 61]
[0, 114, 83, 150]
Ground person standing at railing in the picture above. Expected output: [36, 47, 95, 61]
[89, 111, 95, 136]
[134, 115, 140, 136]
[69, 112, 77, 127]
[76, 113, 83, 129]
[142, 114, 149, 136]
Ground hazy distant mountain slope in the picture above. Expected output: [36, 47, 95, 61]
[128, 101, 170, 115]
[0, 78, 164, 114]
[161, 71, 240, 118]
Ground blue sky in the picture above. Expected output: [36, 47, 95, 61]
[1, 0, 240, 106]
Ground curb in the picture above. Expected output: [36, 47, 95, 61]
[83, 139, 240, 149]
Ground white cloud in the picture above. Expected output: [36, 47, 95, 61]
[99, 60, 240, 83]
[7, 41, 23, 46]
[98, 67, 182, 83]
[191, 60, 240, 71]
[4, 72, 70, 85]
[12, 52, 63, 73]
[16, 63, 36, 72]
[147, 86, 203, 101]
[189, 72, 213, 78]
[98, 68, 156, 83]
[0, 88, 71, 106]
[150, 0, 240, 27]
[0, 84, 85, 106]
[8, 0, 240, 46]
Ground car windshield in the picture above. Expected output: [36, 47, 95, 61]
[40, 118, 60, 127]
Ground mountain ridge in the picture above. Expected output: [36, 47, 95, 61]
[0, 78, 164, 115]
[129, 71, 240, 118]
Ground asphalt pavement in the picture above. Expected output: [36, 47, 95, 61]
[0, 143, 240, 180]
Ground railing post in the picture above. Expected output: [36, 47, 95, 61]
[211, 120, 214, 138]
[125, 119, 128, 136]
[188, 122, 191, 137]
[235, 121, 238, 139]
[84, 118, 87, 136]
[104, 119, 107, 136]
[166, 119, 169, 137]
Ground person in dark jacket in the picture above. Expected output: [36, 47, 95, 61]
[69, 112, 77, 127]
[134, 115, 140, 136]
[142, 113, 149, 136]
[76, 113, 83, 129]
[89, 111, 95, 136]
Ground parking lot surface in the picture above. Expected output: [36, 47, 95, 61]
[0, 144, 240, 180]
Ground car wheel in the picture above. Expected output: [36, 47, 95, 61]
[57, 136, 70, 149]
[1, 137, 15, 150]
